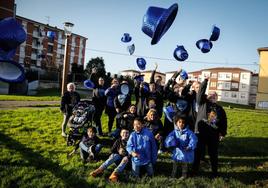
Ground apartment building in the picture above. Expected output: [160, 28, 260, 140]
[186, 67, 257, 105]
[166, 68, 257, 105]
[1, 0, 87, 73]
[256, 47, 268, 109]
[13, 16, 87, 72]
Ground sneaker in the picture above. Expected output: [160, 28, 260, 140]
[158, 150, 163, 155]
[109, 172, 118, 182]
[61, 132, 67, 137]
[90, 168, 104, 177]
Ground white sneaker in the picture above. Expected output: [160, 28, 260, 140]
[61, 132, 67, 137]
[158, 150, 163, 154]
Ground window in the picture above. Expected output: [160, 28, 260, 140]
[241, 73, 248, 79]
[231, 92, 237, 98]
[31, 60, 37, 65]
[240, 93, 246, 99]
[233, 73, 239, 78]
[225, 82, 230, 89]
[211, 73, 217, 78]
[258, 101, 268, 109]
[224, 92, 229, 97]
[241, 83, 247, 89]
[47, 45, 53, 53]
[210, 82, 217, 87]
[217, 82, 223, 89]
[231, 82, 238, 89]
[226, 74, 231, 79]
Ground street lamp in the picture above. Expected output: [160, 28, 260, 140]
[61, 22, 74, 96]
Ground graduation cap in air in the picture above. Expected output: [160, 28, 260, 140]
[127, 44, 135, 55]
[173, 45, 188, 61]
[134, 74, 144, 82]
[196, 39, 213, 53]
[136, 57, 146, 70]
[121, 33, 132, 43]
[142, 3, 178, 45]
[83, 79, 95, 89]
[0, 59, 25, 83]
[209, 25, 220, 41]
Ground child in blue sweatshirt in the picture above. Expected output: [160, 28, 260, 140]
[165, 114, 197, 179]
[127, 117, 157, 177]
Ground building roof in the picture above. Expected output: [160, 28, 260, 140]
[257, 47, 268, 54]
[141, 70, 165, 75]
[202, 67, 252, 73]
[16, 15, 88, 39]
[188, 67, 252, 74]
[121, 69, 140, 73]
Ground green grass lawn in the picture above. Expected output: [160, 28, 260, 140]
[0, 107, 268, 188]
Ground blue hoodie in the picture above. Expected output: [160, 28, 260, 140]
[127, 127, 157, 166]
[165, 126, 197, 163]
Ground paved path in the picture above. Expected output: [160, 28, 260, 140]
[0, 101, 59, 109]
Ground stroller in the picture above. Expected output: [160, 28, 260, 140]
[66, 100, 95, 157]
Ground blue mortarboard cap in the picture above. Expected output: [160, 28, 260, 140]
[127, 43, 135, 55]
[196, 39, 213, 53]
[121, 33, 132, 43]
[136, 57, 146, 70]
[142, 3, 178, 45]
[83, 79, 95, 89]
[180, 69, 188, 80]
[134, 74, 144, 82]
[0, 17, 26, 52]
[163, 105, 175, 122]
[209, 25, 220, 42]
[0, 59, 25, 83]
[173, 45, 188, 61]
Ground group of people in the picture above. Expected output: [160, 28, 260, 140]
[60, 65, 227, 182]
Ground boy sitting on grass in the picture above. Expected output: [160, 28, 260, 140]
[165, 114, 197, 179]
[90, 128, 130, 182]
[79, 127, 102, 163]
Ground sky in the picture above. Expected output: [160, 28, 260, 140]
[15, 0, 268, 74]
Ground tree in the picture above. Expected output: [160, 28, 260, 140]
[84, 57, 106, 79]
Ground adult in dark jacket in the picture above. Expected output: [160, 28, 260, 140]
[147, 82, 164, 118]
[105, 78, 120, 133]
[92, 77, 107, 136]
[134, 80, 149, 118]
[163, 69, 189, 137]
[150, 63, 164, 93]
[60, 82, 80, 137]
[192, 78, 227, 178]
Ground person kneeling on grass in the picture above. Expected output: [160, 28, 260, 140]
[90, 128, 130, 182]
[126, 117, 157, 178]
[165, 114, 197, 179]
[79, 127, 102, 163]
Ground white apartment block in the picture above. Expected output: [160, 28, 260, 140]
[187, 67, 258, 106]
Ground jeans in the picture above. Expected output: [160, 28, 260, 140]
[61, 114, 71, 133]
[110, 128, 121, 139]
[100, 153, 128, 173]
[79, 143, 102, 161]
[132, 162, 154, 177]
